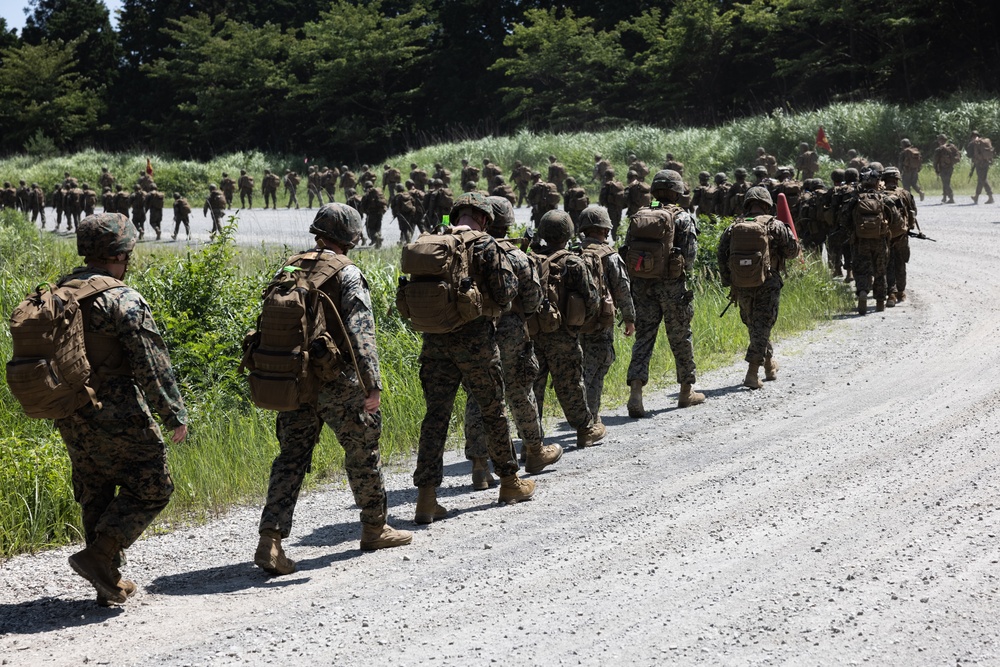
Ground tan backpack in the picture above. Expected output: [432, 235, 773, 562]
[624, 206, 684, 279]
[526, 249, 587, 336]
[395, 230, 500, 333]
[6, 276, 124, 419]
[727, 216, 772, 288]
[578, 243, 617, 334]
[853, 192, 888, 239]
[240, 251, 359, 411]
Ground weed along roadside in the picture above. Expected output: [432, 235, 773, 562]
[0, 202, 850, 558]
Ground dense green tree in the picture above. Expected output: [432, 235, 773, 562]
[21, 0, 120, 90]
[0, 18, 18, 52]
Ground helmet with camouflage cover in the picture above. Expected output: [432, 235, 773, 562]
[395, 183, 405, 192]
[81, 182, 89, 190]
[844, 167, 859, 183]
[734, 167, 747, 178]
[752, 165, 768, 177]
[776, 166, 792, 178]
[626, 170, 638, 180]
[77, 213, 138, 259]
[209, 183, 218, 191]
[450, 192, 494, 224]
[799, 142, 809, 151]
[650, 169, 685, 196]
[847, 149, 858, 158]
[362, 180, 373, 189]
[698, 170, 711, 184]
[537, 210, 574, 246]
[714, 172, 727, 185]
[309, 203, 363, 249]
[565, 177, 577, 188]
[882, 166, 901, 182]
[430, 178, 443, 188]
[831, 169, 845, 184]
[605, 167, 615, 178]
[860, 165, 882, 183]
[900, 138, 911, 148]
[486, 196, 515, 231]
[936, 133, 948, 142]
[743, 186, 773, 209]
[222, 171, 229, 178]
[578, 205, 613, 232]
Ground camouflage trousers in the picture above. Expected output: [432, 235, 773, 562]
[608, 206, 623, 239]
[902, 168, 923, 195]
[30, 205, 45, 227]
[627, 278, 697, 386]
[581, 328, 615, 419]
[209, 208, 225, 235]
[259, 376, 387, 536]
[287, 188, 299, 209]
[263, 188, 277, 209]
[308, 186, 325, 208]
[533, 329, 594, 431]
[974, 163, 993, 198]
[852, 237, 889, 300]
[464, 316, 543, 459]
[827, 228, 851, 272]
[939, 166, 955, 201]
[149, 209, 162, 234]
[414, 319, 519, 488]
[887, 234, 910, 296]
[55, 410, 173, 550]
[240, 190, 253, 208]
[132, 212, 146, 235]
[365, 213, 383, 247]
[173, 215, 190, 238]
[733, 276, 783, 366]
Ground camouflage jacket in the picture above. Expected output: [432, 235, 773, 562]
[59, 266, 187, 429]
[581, 237, 635, 323]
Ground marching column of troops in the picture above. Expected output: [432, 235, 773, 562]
[7, 130, 987, 606]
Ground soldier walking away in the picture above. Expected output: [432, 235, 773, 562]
[562, 177, 589, 231]
[146, 187, 165, 240]
[932, 133, 961, 204]
[847, 164, 894, 314]
[220, 172, 236, 207]
[967, 131, 995, 204]
[846, 149, 868, 172]
[238, 169, 255, 208]
[724, 168, 750, 217]
[382, 164, 402, 196]
[322, 165, 340, 201]
[755, 147, 778, 177]
[795, 142, 819, 181]
[67, 183, 85, 231]
[459, 158, 479, 189]
[432, 162, 452, 187]
[409, 163, 428, 192]
[1, 181, 16, 211]
[529, 210, 605, 448]
[402, 193, 535, 522]
[81, 183, 98, 217]
[22, 213, 187, 605]
[711, 172, 731, 214]
[623, 170, 707, 416]
[390, 183, 417, 244]
[716, 187, 800, 389]
[490, 175, 516, 206]
[592, 154, 611, 183]
[599, 168, 626, 239]
[262, 169, 280, 209]
[578, 206, 635, 423]
[16, 180, 30, 213]
[284, 170, 301, 209]
[482, 158, 502, 192]
[359, 164, 378, 189]
[881, 166, 916, 307]
[340, 165, 358, 195]
[113, 184, 131, 220]
[98, 166, 115, 192]
[547, 155, 568, 194]
[129, 185, 147, 240]
[511, 160, 532, 208]
[307, 166, 324, 208]
[249, 204, 412, 575]
[102, 187, 114, 214]
[360, 181, 387, 248]
[423, 179, 453, 230]
[172, 192, 191, 240]
[624, 170, 651, 217]
[628, 154, 649, 182]
[898, 138, 925, 201]
[204, 184, 227, 238]
[663, 153, 684, 175]
[28, 182, 46, 227]
[463, 197, 562, 488]
[690, 171, 714, 215]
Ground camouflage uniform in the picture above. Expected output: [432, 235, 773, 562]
[883, 170, 916, 302]
[203, 186, 227, 236]
[81, 184, 98, 217]
[932, 135, 961, 204]
[754, 148, 778, 177]
[172, 195, 191, 239]
[262, 170, 280, 209]
[847, 174, 893, 309]
[898, 140, 925, 201]
[795, 143, 819, 181]
[0, 182, 16, 210]
[146, 189, 165, 239]
[598, 170, 626, 238]
[260, 257, 389, 536]
[360, 186, 387, 248]
[113, 186, 130, 218]
[547, 157, 567, 194]
[98, 168, 115, 192]
[482, 160, 502, 192]
[322, 166, 341, 201]
[284, 171, 301, 209]
[238, 171, 254, 208]
[129, 187, 147, 238]
[510, 161, 532, 208]
[966, 132, 994, 203]
[220, 173, 236, 207]
[28, 183, 46, 226]
[624, 173, 651, 217]
[459, 160, 480, 189]
[307, 167, 325, 208]
[413, 235, 521, 489]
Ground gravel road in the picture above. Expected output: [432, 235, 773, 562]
[3, 201, 1000, 666]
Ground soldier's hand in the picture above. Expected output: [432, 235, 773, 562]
[172, 424, 188, 443]
[364, 388, 381, 414]
[624, 322, 636, 337]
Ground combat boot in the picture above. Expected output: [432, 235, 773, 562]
[155, 229, 161, 240]
[743, 363, 763, 390]
[360, 523, 413, 551]
[857, 293, 867, 316]
[576, 422, 606, 448]
[876, 299, 885, 312]
[972, 195, 979, 204]
[947, 197, 955, 204]
[414, 486, 447, 524]
[68, 534, 127, 604]
[845, 269, 854, 283]
[897, 290, 906, 303]
[470, 456, 495, 490]
[524, 442, 563, 474]
[97, 578, 137, 608]
[498, 474, 535, 505]
[627, 380, 645, 418]
[886, 292, 897, 308]
[941, 195, 947, 203]
[254, 529, 296, 576]
[988, 195, 995, 204]
[677, 383, 705, 408]
[764, 358, 779, 381]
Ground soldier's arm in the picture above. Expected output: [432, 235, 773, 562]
[675, 212, 699, 271]
[771, 220, 800, 259]
[570, 255, 600, 315]
[716, 226, 733, 286]
[336, 265, 382, 393]
[515, 252, 542, 315]
[108, 289, 187, 429]
[605, 253, 635, 323]
[477, 236, 517, 307]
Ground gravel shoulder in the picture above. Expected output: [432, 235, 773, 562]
[3, 202, 1000, 666]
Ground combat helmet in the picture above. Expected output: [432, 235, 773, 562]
[714, 172, 727, 185]
[882, 166, 901, 182]
[844, 167, 859, 183]
[650, 169, 685, 196]
[734, 167, 747, 179]
[743, 186, 773, 209]
[450, 192, 494, 224]
[209, 183, 218, 191]
[900, 138, 911, 148]
[752, 165, 768, 178]
[831, 169, 845, 184]
[310, 203, 363, 249]
[486, 196, 515, 232]
[578, 205, 613, 232]
[77, 213, 138, 259]
[799, 142, 810, 151]
[698, 170, 711, 184]
[537, 210, 574, 246]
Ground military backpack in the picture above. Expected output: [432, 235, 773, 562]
[578, 243, 617, 334]
[623, 206, 685, 280]
[240, 251, 359, 412]
[6, 276, 125, 419]
[526, 249, 587, 336]
[853, 192, 889, 239]
[727, 216, 772, 288]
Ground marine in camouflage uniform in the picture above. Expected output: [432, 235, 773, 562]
[459, 158, 480, 189]
[530, 210, 605, 447]
[847, 164, 892, 314]
[0, 181, 16, 210]
[262, 169, 279, 209]
[113, 185, 130, 219]
[625, 170, 706, 415]
[598, 168, 626, 238]
[592, 154, 611, 183]
[754, 147, 778, 177]
[578, 206, 635, 422]
[238, 169, 254, 208]
[129, 185, 147, 239]
[881, 167, 915, 307]
[463, 197, 561, 489]
[547, 155, 567, 194]
[360, 181, 387, 248]
[624, 170, 651, 217]
[482, 158, 502, 192]
[172, 193, 191, 240]
[203, 184, 227, 237]
[53, 213, 187, 606]
[81, 183, 98, 217]
[490, 176, 517, 206]
[723, 168, 749, 217]
[412, 193, 535, 523]
[307, 166, 325, 208]
[28, 182, 46, 227]
[932, 134, 960, 204]
[255, 203, 411, 576]
[98, 167, 115, 193]
[628, 154, 649, 183]
[510, 160, 532, 208]
[898, 138, 925, 202]
[284, 170, 301, 209]
[795, 142, 819, 181]
[220, 172, 236, 207]
[966, 131, 994, 204]
[716, 187, 800, 389]
[562, 177, 589, 231]
[145, 187, 165, 240]
[847, 149, 868, 172]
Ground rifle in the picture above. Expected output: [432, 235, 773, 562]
[907, 230, 936, 242]
[719, 291, 736, 317]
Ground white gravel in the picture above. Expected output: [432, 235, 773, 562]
[3, 200, 1000, 666]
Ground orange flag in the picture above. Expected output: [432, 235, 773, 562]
[146, 158, 153, 177]
[816, 126, 832, 152]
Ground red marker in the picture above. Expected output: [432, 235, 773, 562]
[775, 192, 798, 241]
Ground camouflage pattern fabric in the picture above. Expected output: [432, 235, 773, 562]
[887, 234, 910, 296]
[852, 237, 889, 299]
[238, 174, 254, 208]
[627, 278, 697, 386]
[221, 176, 236, 205]
[533, 329, 594, 430]
[52, 267, 187, 549]
[173, 199, 191, 237]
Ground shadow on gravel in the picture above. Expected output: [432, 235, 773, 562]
[297, 521, 358, 548]
[0, 597, 123, 635]
[150, 561, 305, 596]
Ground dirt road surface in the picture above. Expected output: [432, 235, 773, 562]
[3, 201, 1000, 666]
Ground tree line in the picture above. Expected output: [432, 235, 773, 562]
[1, 0, 997, 163]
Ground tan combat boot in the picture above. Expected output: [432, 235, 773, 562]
[988, 195, 995, 204]
[360, 523, 413, 551]
[470, 457, 496, 490]
[972, 195, 979, 204]
[897, 290, 906, 303]
[498, 475, 535, 505]
[744, 363, 762, 389]
[524, 442, 564, 474]
[886, 292, 897, 308]
[857, 293, 867, 315]
[414, 486, 448, 524]
[627, 380, 645, 418]
[97, 578, 137, 608]
[68, 534, 127, 605]
[764, 358, 779, 382]
[576, 421, 606, 448]
[876, 298, 885, 312]
[254, 529, 296, 576]
[678, 383, 706, 407]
